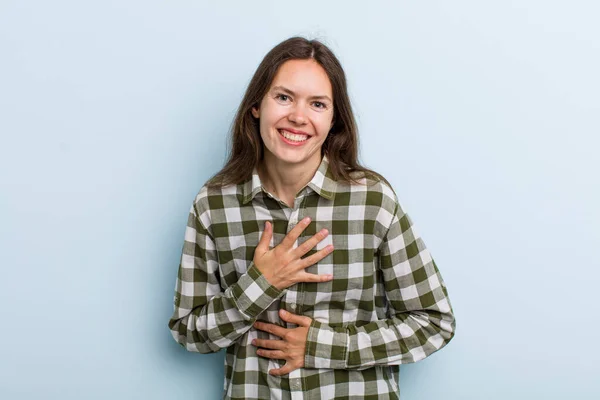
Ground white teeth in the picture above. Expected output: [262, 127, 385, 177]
[279, 129, 308, 142]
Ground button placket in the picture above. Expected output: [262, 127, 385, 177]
[285, 191, 305, 323]
[294, 193, 308, 314]
[289, 368, 303, 398]
[285, 210, 299, 326]
[289, 294, 306, 400]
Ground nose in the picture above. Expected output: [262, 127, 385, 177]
[288, 104, 307, 125]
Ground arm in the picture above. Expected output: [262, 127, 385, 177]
[304, 199, 456, 370]
[168, 199, 285, 353]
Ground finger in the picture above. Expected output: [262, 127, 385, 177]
[299, 245, 334, 270]
[254, 321, 288, 338]
[291, 228, 329, 258]
[252, 338, 285, 350]
[255, 221, 273, 254]
[278, 309, 313, 327]
[296, 271, 334, 284]
[256, 349, 286, 360]
[279, 216, 311, 250]
[270, 362, 295, 376]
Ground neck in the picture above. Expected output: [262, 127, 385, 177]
[258, 151, 322, 204]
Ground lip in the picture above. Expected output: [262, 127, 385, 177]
[278, 127, 310, 136]
[278, 129, 310, 146]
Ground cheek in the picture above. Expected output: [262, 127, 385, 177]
[315, 116, 333, 136]
[259, 108, 285, 131]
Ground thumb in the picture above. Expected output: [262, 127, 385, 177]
[279, 309, 312, 327]
[256, 221, 272, 255]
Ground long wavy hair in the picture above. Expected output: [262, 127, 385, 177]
[205, 36, 390, 189]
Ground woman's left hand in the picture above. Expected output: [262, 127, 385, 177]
[252, 309, 312, 376]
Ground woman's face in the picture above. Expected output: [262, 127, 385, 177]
[252, 59, 334, 166]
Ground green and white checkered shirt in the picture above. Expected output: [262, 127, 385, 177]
[168, 154, 455, 399]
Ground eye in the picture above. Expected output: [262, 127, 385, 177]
[313, 101, 326, 109]
[275, 94, 290, 102]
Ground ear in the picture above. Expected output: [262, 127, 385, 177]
[251, 106, 260, 119]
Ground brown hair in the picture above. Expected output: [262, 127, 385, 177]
[205, 36, 391, 189]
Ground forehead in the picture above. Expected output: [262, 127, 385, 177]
[270, 59, 333, 96]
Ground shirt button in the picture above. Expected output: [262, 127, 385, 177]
[290, 304, 296, 310]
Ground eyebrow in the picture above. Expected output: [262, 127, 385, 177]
[271, 85, 332, 103]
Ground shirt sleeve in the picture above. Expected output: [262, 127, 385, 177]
[304, 198, 456, 370]
[168, 199, 286, 353]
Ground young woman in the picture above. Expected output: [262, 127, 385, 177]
[168, 36, 456, 400]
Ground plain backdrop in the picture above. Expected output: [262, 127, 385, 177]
[1, 1, 599, 399]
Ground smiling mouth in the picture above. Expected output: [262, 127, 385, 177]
[278, 129, 310, 142]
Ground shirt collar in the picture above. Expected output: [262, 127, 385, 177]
[242, 154, 337, 204]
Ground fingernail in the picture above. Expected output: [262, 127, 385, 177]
[303, 217, 311, 223]
[251, 339, 256, 345]
[280, 309, 287, 315]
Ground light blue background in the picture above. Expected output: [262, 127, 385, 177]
[1, 1, 598, 399]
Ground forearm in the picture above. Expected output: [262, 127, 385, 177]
[304, 306, 455, 370]
[169, 262, 285, 353]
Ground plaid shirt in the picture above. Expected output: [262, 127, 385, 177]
[168, 154, 455, 399]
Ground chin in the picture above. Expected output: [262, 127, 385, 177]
[262, 136, 322, 165]
[274, 152, 308, 164]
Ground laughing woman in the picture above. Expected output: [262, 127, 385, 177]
[168, 36, 456, 400]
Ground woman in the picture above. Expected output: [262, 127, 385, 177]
[168, 36, 456, 400]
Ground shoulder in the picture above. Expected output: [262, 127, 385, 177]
[338, 171, 400, 212]
[189, 182, 245, 229]
[336, 171, 404, 232]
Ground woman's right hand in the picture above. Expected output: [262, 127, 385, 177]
[253, 217, 334, 291]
